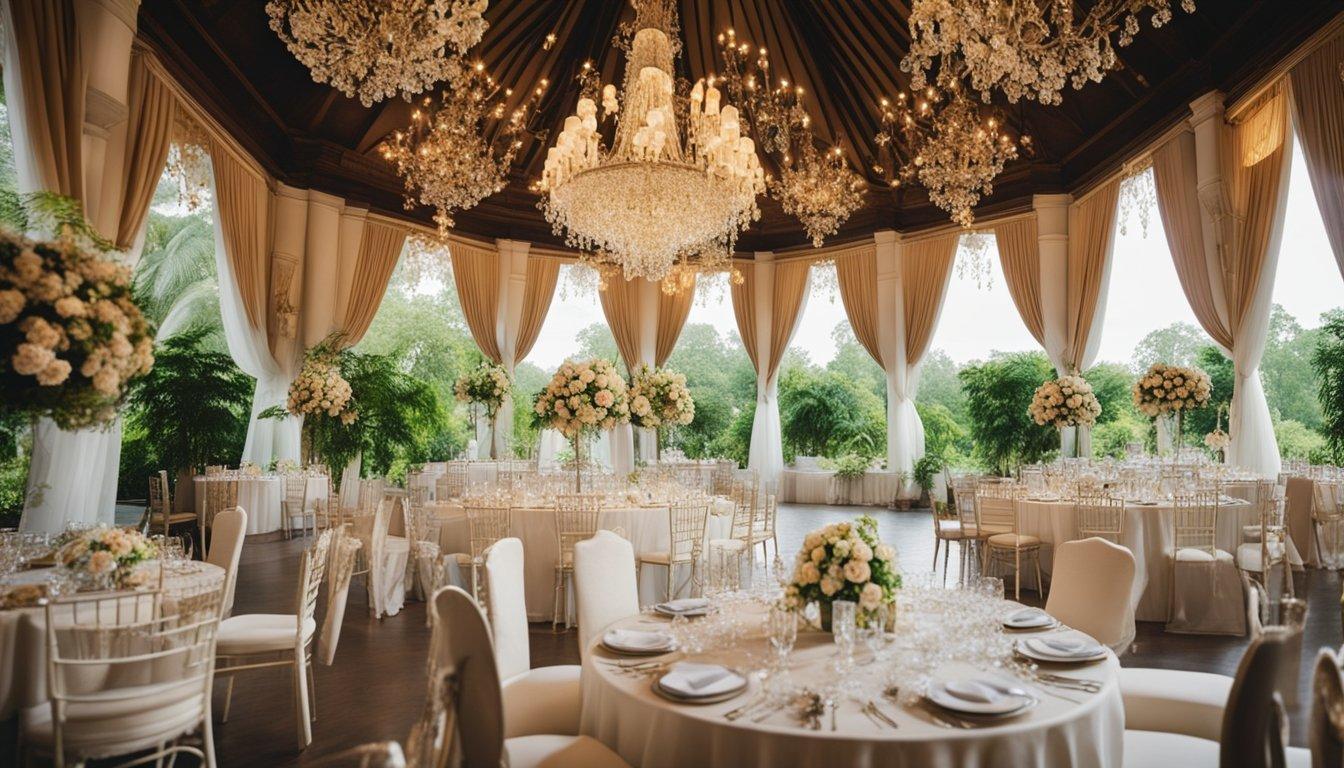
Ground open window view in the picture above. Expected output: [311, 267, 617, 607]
[4, 1, 1344, 766]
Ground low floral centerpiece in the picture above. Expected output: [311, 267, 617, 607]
[1204, 406, 1230, 460]
[784, 515, 900, 630]
[57, 525, 158, 590]
[533, 358, 629, 490]
[1132, 362, 1211, 445]
[0, 219, 154, 430]
[454, 360, 511, 458]
[1029, 374, 1102, 457]
[627, 363, 694, 459]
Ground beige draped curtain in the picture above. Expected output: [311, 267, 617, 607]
[450, 242, 503, 363]
[516, 259, 560, 364]
[835, 246, 884, 366]
[903, 235, 960, 365]
[1289, 33, 1344, 281]
[655, 276, 695, 366]
[767, 260, 811, 384]
[730, 262, 759, 370]
[1, 0, 84, 204]
[115, 55, 176, 250]
[341, 220, 408, 345]
[599, 276, 643, 369]
[211, 139, 272, 337]
[994, 217, 1047, 346]
[1063, 179, 1121, 373]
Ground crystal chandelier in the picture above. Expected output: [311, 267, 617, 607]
[536, 0, 765, 284]
[875, 87, 1028, 227]
[716, 31, 867, 248]
[383, 63, 546, 233]
[267, 0, 490, 107]
[902, 0, 1197, 106]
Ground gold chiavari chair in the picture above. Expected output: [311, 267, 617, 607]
[950, 475, 986, 582]
[712, 461, 736, 496]
[705, 482, 756, 591]
[931, 480, 968, 585]
[748, 486, 779, 561]
[551, 492, 604, 629]
[462, 495, 512, 601]
[637, 493, 710, 604]
[1237, 481, 1294, 599]
[282, 472, 315, 539]
[1076, 494, 1126, 544]
[143, 469, 198, 543]
[1313, 480, 1344, 570]
[403, 501, 443, 602]
[201, 474, 238, 559]
[977, 482, 1043, 601]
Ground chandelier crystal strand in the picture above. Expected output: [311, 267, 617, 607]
[716, 31, 866, 248]
[383, 64, 547, 234]
[902, 0, 1197, 106]
[537, 0, 765, 285]
[267, 0, 490, 107]
[875, 88, 1025, 228]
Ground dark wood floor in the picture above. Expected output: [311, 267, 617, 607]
[11, 504, 1341, 765]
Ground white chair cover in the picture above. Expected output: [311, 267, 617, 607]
[1045, 537, 1136, 653]
[573, 530, 639, 656]
[205, 507, 248, 616]
[1167, 550, 1247, 636]
[318, 531, 361, 665]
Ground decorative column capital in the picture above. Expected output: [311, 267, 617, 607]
[1188, 90, 1226, 128]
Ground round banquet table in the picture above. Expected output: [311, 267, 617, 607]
[0, 561, 225, 720]
[422, 497, 736, 620]
[1014, 494, 1298, 623]
[580, 606, 1124, 768]
[193, 474, 285, 535]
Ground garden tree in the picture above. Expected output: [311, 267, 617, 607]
[827, 322, 885, 402]
[1131, 322, 1210, 370]
[510, 360, 549, 455]
[1260, 305, 1323, 430]
[119, 327, 253, 498]
[1274, 417, 1326, 460]
[1314, 309, 1344, 463]
[662, 322, 755, 458]
[1081, 362, 1135, 425]
[778, 364, 886, 461]
[134, 206, 221, 345]
[916, 401, 969, 461]
[958, 351, 1057, 475]
[1182, 346, 1234, 441]
[573, 321, 621, 371]
[917, 349, 968, 425]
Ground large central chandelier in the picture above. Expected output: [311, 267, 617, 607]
[875, 86, 1028, 227]
[537, 0, 765, 284]
[267, 0, 491, 107]
[902, 0, 1197, 106]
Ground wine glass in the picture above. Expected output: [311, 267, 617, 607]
[831, 599, 857, 671]
[861, 603, 889, 663]
[767, 602, 798, 669]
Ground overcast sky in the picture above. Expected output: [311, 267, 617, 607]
[525, 139, 1340, 371]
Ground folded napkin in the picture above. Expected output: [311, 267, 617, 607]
[659, 663, 739, 698]
[1027, 636, 1103, 658]
[1008, 608, 1047, 623]
[943, 679, 1003, 704]
[659, 597, 709, 613]
[604, 628, 672, 651]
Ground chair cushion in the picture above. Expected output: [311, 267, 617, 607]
[385, 535, 410, 553]
[1241, 525, 1262, 542]
[1121, 729, 1219, 767]
[1234, 542, 1287, 572]
[1118, 667, 1231, 742]
[216, 613, 315, 655]
[935, 520, 964, 538]
[1175, 547, 1233, 564]
[987, 533, 1040, 548]
[21, 679, 206, 756]
[708, 539, 748, 552]
[637, 550, 671, 565]
[502, 665, 582, 739]
[505, 734, 631, 768]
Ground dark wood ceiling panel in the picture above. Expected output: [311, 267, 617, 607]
[136, 0, 1340, 251]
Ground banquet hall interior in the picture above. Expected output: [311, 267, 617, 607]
[5, 0, 1344, 766]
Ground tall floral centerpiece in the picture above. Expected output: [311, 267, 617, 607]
[1204, 405, 1230, 462]
[0, 226, 154, 430]
[264, 335, 356, 466]
[1028, 374, 1102, 458]
[627, 363, 694, 462]
[533, 358, 629, 491]
[1132, 362, 1211, 452]
[454, 361, 511, 459]
[784, 516, 900, 631]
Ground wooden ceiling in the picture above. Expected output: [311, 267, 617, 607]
[138, 0, 1338, 251]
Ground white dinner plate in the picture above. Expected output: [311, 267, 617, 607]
[653, 663, 747, 704]
[926, 679, 1038, 716]
[1002, 608, 1056, 630]
[601, 628, 675, 655]
[1015, 635, 1108, 663]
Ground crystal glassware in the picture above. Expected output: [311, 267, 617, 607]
[831, 599, 857, 670]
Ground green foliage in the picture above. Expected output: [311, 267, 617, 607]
[1081, 362, 1133, 425]
[1274, 418, 1326, 461]
[779, 365, 886, 460]
[122, 327, 252, 491]
[1182, 346, 1234, 441]
[1313, 310, 1344, 463]
[958, 352, 1057, 475]
[654, 322, 756, 459]
[711, 400, 755, 468]
[133, 203, 221, 344]
[913, 452, 945, 492]
[1131, 322, 1210, 370]
[826, 322, 885, 401]
[1092, 411, 1147, 459]
[917, 349, 969, 424]
[831, 453, 872, 479]
[916, 401, 969, 459]
[0, 454, 27, 522]
[1261, 305, 1323, 430]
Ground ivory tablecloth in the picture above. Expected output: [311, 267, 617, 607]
[581, 609, 1124, 768]
[193, 475, 284, 535]
[781, 470, 900, 506]
[0, 562, 225, 719]
[421, 499, 735, 621]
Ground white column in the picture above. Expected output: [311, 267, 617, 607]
[748, 252, 787, 485]
[635, 277, 660, 464]
[1033, 193, 1084, 456]
[493, 239, 530, 458]
[14, 0, 140, 532]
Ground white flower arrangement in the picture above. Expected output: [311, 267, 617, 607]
[0, 228, 153, 428]
[1028, 374, 1102, 428]
[454, 360, 511, 417]
[627, 363, 695, 430]
[783, 515, 900, 624]
[532, 357, 630, 438]
[57, 525, 157, 589]
[285, 354, 357, 426]
[1132, 362, 1211, 418]
[1204, 429, 1230, 452]
[275, 458, 300, 474]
